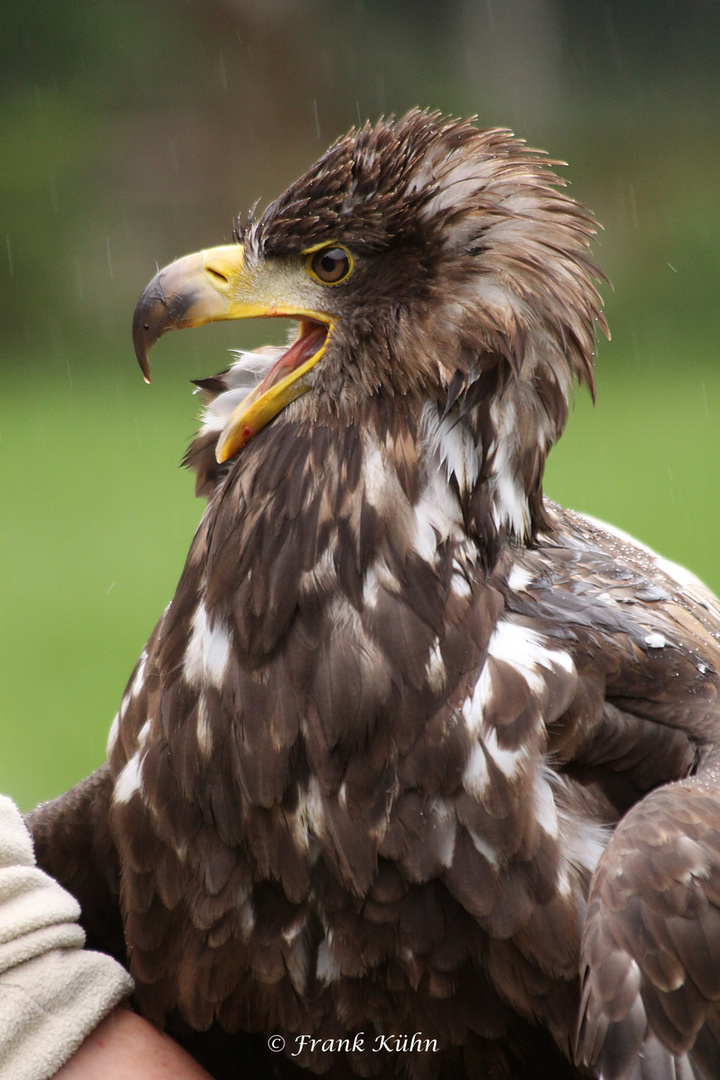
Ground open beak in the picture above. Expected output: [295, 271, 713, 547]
[132, 244, 330, 462]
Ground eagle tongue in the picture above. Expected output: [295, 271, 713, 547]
[255, 320, 327, 397]
[214, 320, 328, 461]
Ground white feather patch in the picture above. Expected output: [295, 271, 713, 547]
[412, 469, 464, 562]
[557, 807, 610, 877]
[130, 653, 147, 699]
[316, 937, 341, 986]
[299, 547, 336, 597]
[533, 772, 559, 838]
[362, 563, 380, 609]
[461, 662, 494, 737]
[113, 752, 143, 805]
[506, 564, 534, 592]
[361, 437, 389, 507]
[483, 727, 527, 780]
[487, 621, 574, 695]
[420, 402, 480, 493]
[487, 400, 531, 540]
[362, 557, 403, 609]
[462, 742, 490, 799]
[467, 826, 499, 866]
[425, 638, 447, 693]
[556, 863, 572, 897]
[106, 713, 120, 756]
[451, 568, 472, 598]
[184, 602, 232, 689]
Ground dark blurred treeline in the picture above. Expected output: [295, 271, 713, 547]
[3, 0, 720, 367]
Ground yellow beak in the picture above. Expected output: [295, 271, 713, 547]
[132, 244, 330, 461]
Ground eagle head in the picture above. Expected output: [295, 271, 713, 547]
[134, 110, 605, 547]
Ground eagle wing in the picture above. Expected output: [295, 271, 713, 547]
[519, 507, 720, 1080]
[543, 512, 720, 1080]
[28, 766, 125, 962]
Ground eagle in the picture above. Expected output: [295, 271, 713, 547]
[29, 111, 720, 1080]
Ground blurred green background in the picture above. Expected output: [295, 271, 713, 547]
[2, 0, 719, 811]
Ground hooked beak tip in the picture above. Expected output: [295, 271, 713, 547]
[137, 350, 151, 383]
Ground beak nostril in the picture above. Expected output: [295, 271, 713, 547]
[205, 266, 229, 289]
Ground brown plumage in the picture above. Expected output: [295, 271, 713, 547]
[29, 111, 720, 1080]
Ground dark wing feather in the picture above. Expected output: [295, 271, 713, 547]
[525, 507, 720, 1078]
[577, 780, 720, 1080]
[27, 765, 125, 962]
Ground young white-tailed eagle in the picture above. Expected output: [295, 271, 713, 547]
[30, 111, 720, 1080]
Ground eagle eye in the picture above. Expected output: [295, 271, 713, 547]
[308, 246, 353, 285]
